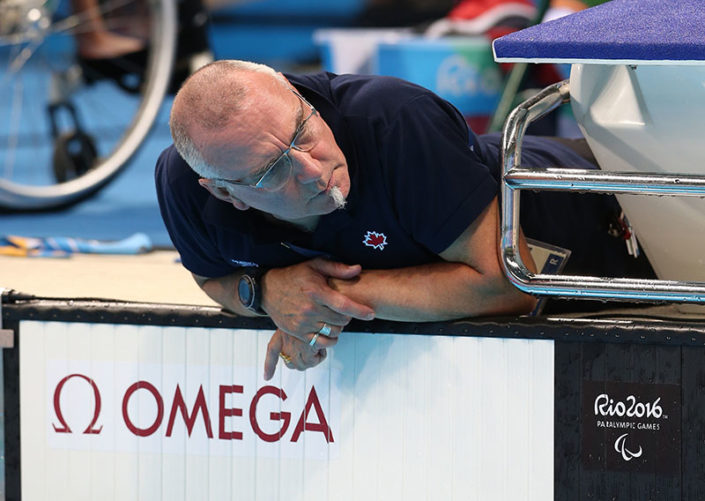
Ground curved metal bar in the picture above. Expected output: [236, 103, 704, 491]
[500, 80, 705, 303]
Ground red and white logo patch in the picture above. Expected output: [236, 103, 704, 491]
[363, 231, 388, 250]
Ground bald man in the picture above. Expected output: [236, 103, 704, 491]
[156, 60, 647, 378]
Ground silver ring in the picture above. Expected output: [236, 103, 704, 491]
[309, 332, 320, 347]
[317, 323, 332, 337]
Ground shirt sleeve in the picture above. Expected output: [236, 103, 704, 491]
[380, 93, 498, 254]
[154, 146, 236, 278]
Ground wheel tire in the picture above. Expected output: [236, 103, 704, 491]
[0, 0, 177, 211]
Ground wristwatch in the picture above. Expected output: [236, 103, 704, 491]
[237, 268, 267, 316]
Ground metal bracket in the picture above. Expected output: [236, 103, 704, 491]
[0, 288, 12, 347]
[501, 80, 705, 303]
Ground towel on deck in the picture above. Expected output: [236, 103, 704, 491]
[0, 233, 153, 257]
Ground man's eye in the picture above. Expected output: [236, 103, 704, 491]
[252, 165, 272, 181]
[295, 123, 315, 149]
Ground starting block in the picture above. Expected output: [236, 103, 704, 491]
[492, 0, 705, 306]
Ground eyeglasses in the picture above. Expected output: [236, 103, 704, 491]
[214, 89, 318, 192]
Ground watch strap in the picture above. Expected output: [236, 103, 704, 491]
[238, 267, 267, 316]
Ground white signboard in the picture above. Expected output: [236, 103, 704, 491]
[20, 320, 554, 500]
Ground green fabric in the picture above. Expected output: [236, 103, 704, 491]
[582, 0, 610, 6]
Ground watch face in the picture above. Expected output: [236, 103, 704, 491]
[238, 275, 254, 308]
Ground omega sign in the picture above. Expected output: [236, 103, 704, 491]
[581, 381, 681, 474]
[46, 362, 340, 458]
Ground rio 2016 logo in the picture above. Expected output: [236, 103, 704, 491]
[593, 393, 664, 419]
[592, 392, 666, 464]
[582, 381, 680, 474]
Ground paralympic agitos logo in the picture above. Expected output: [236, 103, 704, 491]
[51, 373, 334, 443]
[581, 380, 680, 475]
[593, 393, 663, 463]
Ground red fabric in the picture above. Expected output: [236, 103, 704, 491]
[485, 25, 517, 41]
[447, 0, 535, 20]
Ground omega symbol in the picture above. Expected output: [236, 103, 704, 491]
[52, 374, 103, 434]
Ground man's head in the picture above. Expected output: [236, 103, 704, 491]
[170, 60, 350, 223]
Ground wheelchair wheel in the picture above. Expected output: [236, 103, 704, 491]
[0, 0, 176, 211]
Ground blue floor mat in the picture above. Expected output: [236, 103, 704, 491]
[1, 106, 175, 248]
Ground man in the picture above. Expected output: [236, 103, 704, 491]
[156, 59, 648, 380]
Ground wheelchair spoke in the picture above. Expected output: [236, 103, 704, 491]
[0, 0, 176, 210]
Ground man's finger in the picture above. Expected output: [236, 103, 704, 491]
[309, 287, 375, 321]
[315, 348, 327, 365]
[263, 330, 284, 381]
[309, 258, 363, 280]
[300, 347, 327, 369]
[281, 334, 309, 371]
[278, 333, 327, 371]
[305, 330, 339, 349]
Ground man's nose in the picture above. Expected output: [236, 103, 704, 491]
[290, 150, 323, 184]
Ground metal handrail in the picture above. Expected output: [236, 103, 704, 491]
[500, 80, 705, 303]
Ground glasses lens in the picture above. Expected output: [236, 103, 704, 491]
[256, 154, 292, 191]
[291, 112, 316, 153]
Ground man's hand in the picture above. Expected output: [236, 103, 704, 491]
[263, 329, 327, 380]
[261, 258, 374, 345]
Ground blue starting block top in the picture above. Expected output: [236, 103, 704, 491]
[493, 0, 705, 65]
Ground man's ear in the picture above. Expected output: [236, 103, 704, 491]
[198, 179, 250, 210]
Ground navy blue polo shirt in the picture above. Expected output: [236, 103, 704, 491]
[156, 71, 650, 285]
[155, 72, 499, 278]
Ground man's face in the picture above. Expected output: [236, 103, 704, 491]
[194, 72, 350, 223]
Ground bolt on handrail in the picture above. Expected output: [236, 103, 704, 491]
[500, 80, 705, 303]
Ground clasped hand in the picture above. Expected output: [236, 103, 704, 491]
[261, 258, 374, 380]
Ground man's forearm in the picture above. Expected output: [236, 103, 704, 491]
[194, 261, 535, 322]
[193, 271, 264, 317]
[193, 260, 375, 337]
[328, 262, 536, 322]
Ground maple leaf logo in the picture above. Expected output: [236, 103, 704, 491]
[363, 231, 388, 250]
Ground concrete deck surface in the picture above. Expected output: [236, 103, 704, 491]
[1, 250, 217, 307]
